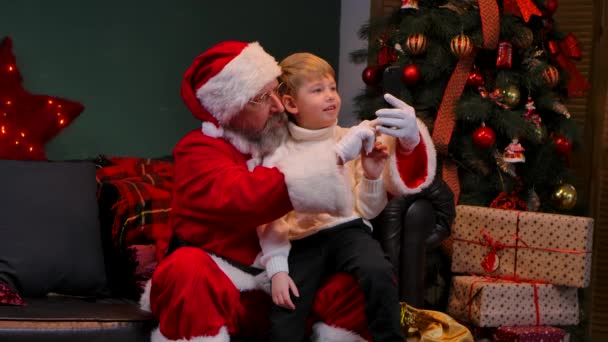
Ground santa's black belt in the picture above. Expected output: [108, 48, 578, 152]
[165, 235, 263, 275]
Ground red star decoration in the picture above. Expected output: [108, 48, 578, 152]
[0, 37, 84, 160]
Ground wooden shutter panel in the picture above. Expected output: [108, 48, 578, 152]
[561, 0, 608, 339]
[589, 12, 608, 333]
[554, 1, 594, 219]
[370, 0, 400, 19]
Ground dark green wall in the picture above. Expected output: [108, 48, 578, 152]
[2, 0, 341, 159]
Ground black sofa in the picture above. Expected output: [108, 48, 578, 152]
[0, 159, 454, 342]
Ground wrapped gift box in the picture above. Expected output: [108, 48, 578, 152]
[493, 326, 568, 342]
[447, 276, 579, 327]
[451, 205, 593, 287]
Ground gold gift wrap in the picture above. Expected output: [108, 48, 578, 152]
[401, 303, 474, 342]
[446, 276, 579, 327]
[451, 205, 593, 287]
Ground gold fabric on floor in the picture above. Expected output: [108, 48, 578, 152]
[401, 303, 474, 342]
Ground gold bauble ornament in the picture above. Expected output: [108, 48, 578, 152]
[551, 183, 577, 210]
[405, 33, 427, 55]
[450, 34, 474, 58]
[542, 65, 560, 88]
[501, 85, 521, 108]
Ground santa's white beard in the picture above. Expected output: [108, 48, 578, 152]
[223, 113, 288, 156]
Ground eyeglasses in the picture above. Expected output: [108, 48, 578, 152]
[248, 83, 284, 106]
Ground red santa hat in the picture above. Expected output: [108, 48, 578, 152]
[181, 41, 281, 129]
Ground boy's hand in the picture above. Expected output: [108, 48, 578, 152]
[361, 142, 389, 180]
[271, 272, 299, 310]
[375, 93, 420, 153]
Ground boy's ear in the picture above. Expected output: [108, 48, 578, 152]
[282, 95, 299, 115]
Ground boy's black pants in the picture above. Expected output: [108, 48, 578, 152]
[267, 219, 403, 342]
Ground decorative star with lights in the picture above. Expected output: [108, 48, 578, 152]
[0, 37, 84, 160]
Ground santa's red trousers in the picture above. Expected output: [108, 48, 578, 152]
[150, 247, 372, 341]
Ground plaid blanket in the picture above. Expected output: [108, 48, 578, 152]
[96, 156, 173, 251]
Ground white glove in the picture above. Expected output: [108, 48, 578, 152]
[335, 121, 376, 163]
[375, 93, 420, 153]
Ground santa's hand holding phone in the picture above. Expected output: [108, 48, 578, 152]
[375, 93, 420, 153]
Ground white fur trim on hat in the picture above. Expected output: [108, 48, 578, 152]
[151, 326, 229, 342]
[196, 42, 281, 125]
[311, 322, 367, 342]
[383, 118, 437, 195]
[139, 279, 152, 312]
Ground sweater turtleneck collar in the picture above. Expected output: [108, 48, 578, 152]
[288, 120, 337, 142]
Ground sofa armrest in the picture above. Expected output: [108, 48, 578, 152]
[372, 177, 455, 307]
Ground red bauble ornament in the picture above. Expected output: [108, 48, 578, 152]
[472, 125, 496, 149]
[554, 134, 572, 156]
[466, 69, 484, 88]
[401, 63, 421, 86]
[544, 0, 558, 16]
[362, 65, 382, 86]
[450, 34, 474, 58]
[542, 65, 560, 87]
[405, 33, 427, 55]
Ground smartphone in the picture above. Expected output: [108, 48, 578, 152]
[381, 65, 402, 99]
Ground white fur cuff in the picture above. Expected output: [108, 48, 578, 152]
[383, 118, 436, 196]
[311, 322, 367, 342]
[277, 142, 353, 216]
[151, 326, 230, 342]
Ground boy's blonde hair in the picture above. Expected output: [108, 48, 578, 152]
[278, 52, 335, 96]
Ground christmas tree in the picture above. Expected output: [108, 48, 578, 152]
[351, 0, 590, 213]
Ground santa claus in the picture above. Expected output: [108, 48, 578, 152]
[142, 40, 436, 341]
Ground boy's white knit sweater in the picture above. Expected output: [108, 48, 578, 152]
[256, 121, 388, 278]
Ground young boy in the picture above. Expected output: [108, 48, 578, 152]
[257, 52, 404, 342]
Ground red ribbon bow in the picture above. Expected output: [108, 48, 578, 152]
[548, 33, 590, 97]
[502, 0, 542, 22]
[479, 228, 508, 272]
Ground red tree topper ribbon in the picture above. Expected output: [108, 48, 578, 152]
[502, 0, 542, 22]
[432, 0, 500, 204]
[548, 33, 590, 97]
